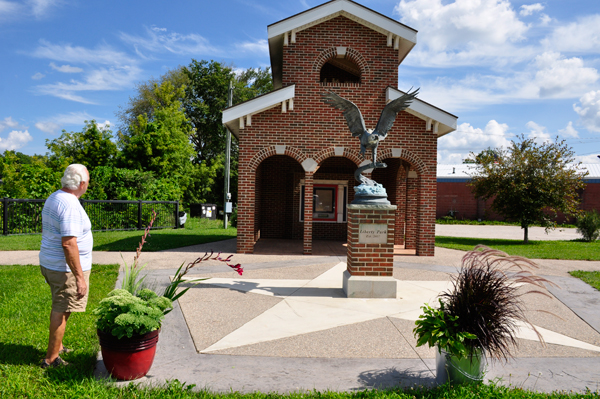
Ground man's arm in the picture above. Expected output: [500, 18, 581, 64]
[62, 236, 88, 299]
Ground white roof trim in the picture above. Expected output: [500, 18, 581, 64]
[268, 1, 417, 44]
[222, 85, 296, 138]
[386, 87, 457, 137]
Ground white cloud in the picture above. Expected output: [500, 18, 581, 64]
[31, 72, 45, 80]
[539, 14, 552, 26]
[559, 122, 579, 138]
[575, 154, 600, 164]
[119, 27, 220, 56]
[236, 39, 268, 55]
[34, 121, 60, 133]
[35, 111, 96, 134]
[437, 120, 512, 163]
[31, 40, 143, 103]
[0, 0, 22, 19]
[574, 90, 600, 133]
[395, 0, 530, 67]
[525, 121, 553, 144]
[533, 52, 599, 98]
[96, 120, 111, 130]
[542, 15, 600, 54]
[49, 62, 83, 73]
[29, 0, 62, 18]
[412, 50, 599, 110]
[519, 3, 544, 17]
[32, 40, 136, 66]
[0, 116, 21, 132]
[0, 130, 33, 151]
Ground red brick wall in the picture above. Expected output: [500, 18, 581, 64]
[436, 181, 600, 222]
[236, 16, 438, 255]
[346, 205, 396, 277]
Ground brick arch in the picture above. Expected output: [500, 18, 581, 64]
[312, 47, 370, 76]
[248, 145, 308, 171]
[378, 148, 428, 175]
[313, 147, 364, 169]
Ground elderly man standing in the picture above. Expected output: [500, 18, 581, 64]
[39, 164, 92, 368]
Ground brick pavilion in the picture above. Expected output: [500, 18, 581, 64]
[223, 0, 458, 256]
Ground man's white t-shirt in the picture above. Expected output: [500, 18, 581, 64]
[39, 190, 93, 272]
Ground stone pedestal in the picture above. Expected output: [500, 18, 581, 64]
[344, 204, 397, 298]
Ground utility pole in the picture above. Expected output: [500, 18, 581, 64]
[223, 80, 233, 229]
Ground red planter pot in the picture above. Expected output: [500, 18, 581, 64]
[98, 329, 160, 381]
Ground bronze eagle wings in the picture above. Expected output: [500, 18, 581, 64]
[322, 88, 419, 166]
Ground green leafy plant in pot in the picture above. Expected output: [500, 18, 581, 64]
[413, 245, 557, 385]
[94, 210, 243, 380]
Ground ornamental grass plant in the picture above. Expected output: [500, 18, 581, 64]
[414, 245, 558, 362]
[96, 209, 244, 338]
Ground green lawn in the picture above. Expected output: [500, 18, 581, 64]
[0, 264, 597, 397]
[0, 217, 236, 252]
[435, 236, 600, 261]
[569, 271, 600, 291]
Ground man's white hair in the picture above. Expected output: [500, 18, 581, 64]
[61, 164, 89, 190]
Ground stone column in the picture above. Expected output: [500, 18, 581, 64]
[344, 204, 397, 298]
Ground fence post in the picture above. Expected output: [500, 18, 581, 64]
[175, 201, 179, 229]
[138, 200, 143, 230]
[2, 197, 8, 236]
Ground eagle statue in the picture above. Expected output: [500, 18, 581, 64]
[322, 88, 419, 170]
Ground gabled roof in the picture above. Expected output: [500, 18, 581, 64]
[222, 85, 458, 140]
[223, 85, 296, 138]
[386, 87, 457, 137]
[268, 0, 417, 89]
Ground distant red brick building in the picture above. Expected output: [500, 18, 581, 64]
[223, 0, 457, 255]
[436, 164, 600, 222]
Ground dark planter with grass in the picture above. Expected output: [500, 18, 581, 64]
[98, 329, 160, 380]
[414, 245, 557, 385]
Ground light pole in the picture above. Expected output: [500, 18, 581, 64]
[223, 80, 233, 229]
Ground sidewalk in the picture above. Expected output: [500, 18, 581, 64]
[90, 232, 600, 394]
[4, 225, 600, 393]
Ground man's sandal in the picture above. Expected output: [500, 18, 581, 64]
[59, 346, 72, 354]
[40, 356, 69, 369]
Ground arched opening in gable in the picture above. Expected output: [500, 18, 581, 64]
[320, 57, 361, 85]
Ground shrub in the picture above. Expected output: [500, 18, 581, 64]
[576, 210, 600, 242]
[94, 288, 172, 339]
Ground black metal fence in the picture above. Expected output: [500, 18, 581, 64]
[1, 197, 180, 236]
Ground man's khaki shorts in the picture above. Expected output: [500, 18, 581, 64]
[40, 266, 91, 313]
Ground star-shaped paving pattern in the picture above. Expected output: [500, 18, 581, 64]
[185, 262, 600, 354]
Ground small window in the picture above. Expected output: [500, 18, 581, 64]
[300, 181, 348, 223]
[320, 58, 361, 84]
[313, 186, 336, 221]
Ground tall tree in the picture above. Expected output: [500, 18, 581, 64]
[182, 61, 272, 161]
[45, 120, 117, 171]
[118, 81, 195, 196]
[116, 67, 189, 133]
[116, 60, 273, 205]
[469, 136, 587, 243]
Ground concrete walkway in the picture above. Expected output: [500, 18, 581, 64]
[4, 225, 600, 393]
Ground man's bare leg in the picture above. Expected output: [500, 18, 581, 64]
[45, 310, 70, 363]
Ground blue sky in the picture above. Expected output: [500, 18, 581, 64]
[1, 0, 599, 164]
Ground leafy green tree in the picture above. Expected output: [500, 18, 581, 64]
[0, 151, 62, 199]
[116, 67, 190, 133]
[183, 60, 272, 163]
[87, 166, 182, 201]
[116, 60, 272, 206]
[118, 81, 195, 196]
[463, 147, 499, 164]
[469, 136, 587, 243]
[45, 120, 117, 171]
